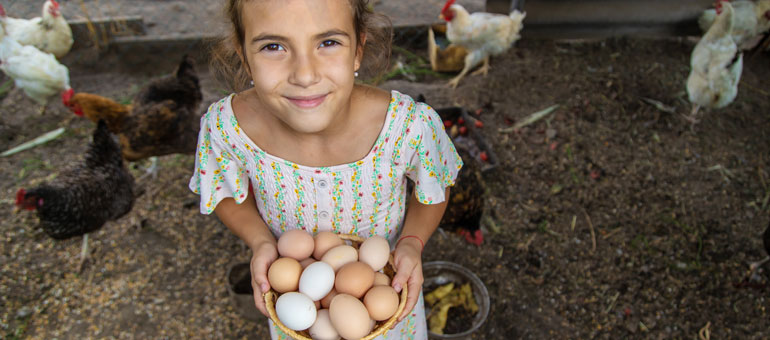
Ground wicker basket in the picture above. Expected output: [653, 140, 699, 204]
[264, 233, 408, 340]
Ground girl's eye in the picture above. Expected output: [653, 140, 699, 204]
[320, 40, 339, 48]
[262, 43, 284, 52]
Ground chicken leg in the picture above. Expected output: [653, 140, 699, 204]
[447, 50, 484, 89]
[470, 56, 491, 76]
[78, 233, 89, 271]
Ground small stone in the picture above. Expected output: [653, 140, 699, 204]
[16, 306, 33, 319]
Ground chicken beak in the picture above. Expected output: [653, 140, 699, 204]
[439, 13, 445, 20]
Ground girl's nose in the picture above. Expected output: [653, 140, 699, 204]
[288, 52, 321, 88]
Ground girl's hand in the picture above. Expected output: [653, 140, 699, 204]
[390, 237, 424, 323]
[250, 241, 279, 317]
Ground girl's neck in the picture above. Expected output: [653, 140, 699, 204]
[234, 85, 390, 168]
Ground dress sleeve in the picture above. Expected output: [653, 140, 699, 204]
[404, 103, 463, 204]
[188, 109, 250, 215]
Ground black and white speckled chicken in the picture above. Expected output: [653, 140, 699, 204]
[15, 120, 134, 241]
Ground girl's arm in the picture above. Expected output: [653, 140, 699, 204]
[391, 187, 451, 322]
[214, 191, 277, 317]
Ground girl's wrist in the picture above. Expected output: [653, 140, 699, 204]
[396, 235, 424, 253]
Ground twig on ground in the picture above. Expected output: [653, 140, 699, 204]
[1, 128, 66, 157]
[604, 291, 619, 314]
[516, 234, 537, 252]
[641, 97, 676, 114]
[698, 321, 711, 340]
[499, 104, 560, 133]
[582, 209, 597, 253]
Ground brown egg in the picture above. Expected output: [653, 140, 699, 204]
[358, 235, 390, 271]
[329, 294, 373, 340]
[277, 229, 314, 261]
[363, 285, 399, 321]
[335, 262, 374, 299]
[300, 257, 316, 269]
[320, 288, 338, 309]
[267, 257, 302, 293]
[313, 231, 344, 260]
[321, 245, 358, 271]
[373, 272, 391, 286]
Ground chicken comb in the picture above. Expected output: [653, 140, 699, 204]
[51, 0, 60, 11]
[441, 0, 456, 14]
[0, 4, 6, 17]
[61, 88, 74, 105]
[15, 188, 26, 207]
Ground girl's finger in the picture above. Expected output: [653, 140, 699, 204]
[252, 279, 269, 317]
[398, 271, 423, 321]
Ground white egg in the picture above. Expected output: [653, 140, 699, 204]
[275, 292, 317, 331]
[299, 261, 335, 301]
[308, 309, 340, 340]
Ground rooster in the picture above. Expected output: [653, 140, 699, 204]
[439, 0, 526, 88]
[0, 22, 70, 111]
[0, 0, 73, 58]
[15, 120, 134, 268]
[63, 55, 202, 175]
[687, 0, 743, 123]
[698, 0, 770, 50]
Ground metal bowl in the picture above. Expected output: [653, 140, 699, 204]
[423, 261, 490, 339]
[227, 262, 260, 322]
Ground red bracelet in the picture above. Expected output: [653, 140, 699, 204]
[396, 235, 424, 252]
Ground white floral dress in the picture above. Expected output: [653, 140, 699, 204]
[189, 90, 462, 339]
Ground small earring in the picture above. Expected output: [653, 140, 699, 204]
[354, 71, 359, 78]
[250, 80, 254, 86]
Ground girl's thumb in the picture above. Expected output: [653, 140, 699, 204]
[391, 272, 408, 293]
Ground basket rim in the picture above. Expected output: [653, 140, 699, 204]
[264, 233, 408, 340]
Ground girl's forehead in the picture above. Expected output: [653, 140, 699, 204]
[242, 0, 355, 36]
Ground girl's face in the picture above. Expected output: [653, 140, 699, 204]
[240, 0, 363, 135]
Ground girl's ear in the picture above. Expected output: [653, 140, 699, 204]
[355, 33, 367, 71]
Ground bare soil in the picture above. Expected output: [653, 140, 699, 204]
[1, 34, 770, 339]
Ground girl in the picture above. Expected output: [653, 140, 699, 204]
[190, 0, 462, 338]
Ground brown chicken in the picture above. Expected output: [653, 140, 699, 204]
[428, 23, 469, 72]
[62, 55, 202, 162]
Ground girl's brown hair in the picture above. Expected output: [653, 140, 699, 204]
[210, 0, 393, 92]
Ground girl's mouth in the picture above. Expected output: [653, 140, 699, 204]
[286, 94, 327, 108]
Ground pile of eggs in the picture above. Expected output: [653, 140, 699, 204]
[268, 230, 400, 340]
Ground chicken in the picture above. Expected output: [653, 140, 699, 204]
[428, 24, 469, 72]
[63, 55, 202, 173]
[698, 0, 770, 50]
[0, 24, 70, 110]
[439, 0, 526, 88]
[16, 119, 134, 254]
[687, 0, 744, 122]
[0, 0, 73, 58]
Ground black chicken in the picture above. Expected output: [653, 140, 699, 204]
[15, 120, 135, 265]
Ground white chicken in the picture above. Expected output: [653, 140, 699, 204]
[698, 0, 770, 50]
[439, 0, 526, 88]
[0, 24, 70, 108]
[687, 0, 743, 122]
[0, 0, 73, 58]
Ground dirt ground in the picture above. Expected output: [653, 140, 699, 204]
[1, 31, 770, 340]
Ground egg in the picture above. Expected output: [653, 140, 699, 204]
[299, 261, 335, 301]
[320, 288, 338, 309]
[300, 257, 316, 269]
[329, 294, 374, 340]
[275, 292, 317, 331]
[277, 229, 314, 261]
[358, 235, 390, 271]
[321, 245, 358, 271]
[313, 231, 344, 260]
[363, 285, 399, 321]
[373, 272, 391, 286]
[335, 262, 374, 299]
[267, 257, 302, 293]
[308, 309, 340, 340]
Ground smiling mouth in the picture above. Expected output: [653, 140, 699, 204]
[285, 94, 328, 109]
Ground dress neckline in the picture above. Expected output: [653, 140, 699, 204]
[224, 90, 399, 173]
